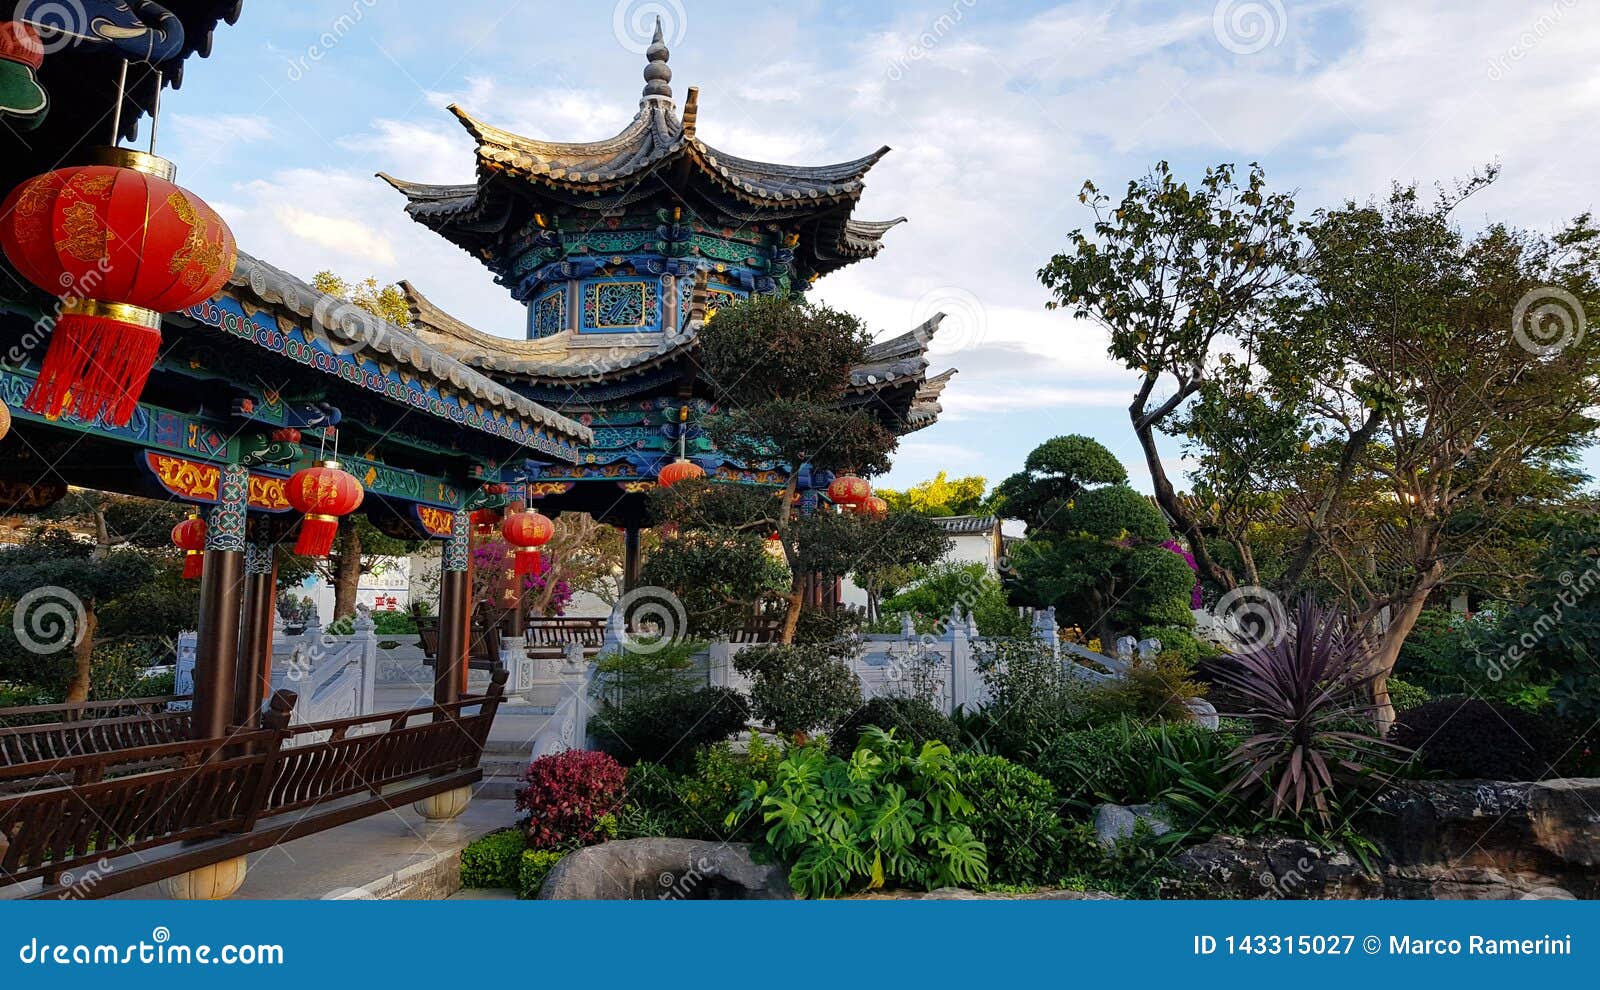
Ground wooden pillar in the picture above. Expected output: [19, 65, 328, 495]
[233, 537, 277, 728]
[192, 463, 248, 739]
[503, 489, 527, 639]
[435, 509, 471, 707]
[623, 525, 643, 593]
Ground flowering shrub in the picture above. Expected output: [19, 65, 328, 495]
[514, 750, 626, 850]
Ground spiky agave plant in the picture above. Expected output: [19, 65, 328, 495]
[1212, 598, 1406, 826]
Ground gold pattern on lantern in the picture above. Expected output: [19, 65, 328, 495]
[166, 191, 227, 287]
[69, 172, 115, 197]
[56, 201, 110, 262]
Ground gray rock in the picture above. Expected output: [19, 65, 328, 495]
[1528, 778, 1600, 866]
[536, 839, 793, 900]
[1169, 834, 1382, 900]
[1092, 802, 1171, 848]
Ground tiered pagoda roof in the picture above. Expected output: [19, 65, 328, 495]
[378, 20, 905, 287]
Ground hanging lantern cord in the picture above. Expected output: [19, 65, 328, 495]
[108, 59, 128, 145]
[147, 69, 163, 155]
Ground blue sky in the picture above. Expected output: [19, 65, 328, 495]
[153, 0, 1600, 491]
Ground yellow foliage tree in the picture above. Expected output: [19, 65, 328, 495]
[876, 471, 987, 517]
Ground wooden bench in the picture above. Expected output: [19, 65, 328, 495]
[417, 617, 504, 671]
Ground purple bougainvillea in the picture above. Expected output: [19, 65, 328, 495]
[1161, 539, 1203, 609]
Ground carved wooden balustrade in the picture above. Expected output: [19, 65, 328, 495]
[0, 694, 191, 730]
[0, 671, 508, 899]
[0, 708, 193, 767]
[0, 727, 287, 890]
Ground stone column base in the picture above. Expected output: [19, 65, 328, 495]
[158, 855, 249, 899]
[413, 785, 472, 821]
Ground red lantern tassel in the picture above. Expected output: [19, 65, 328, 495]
[182, 550, 204, 579]
[24, 307, 163, 427]
[515, 549, 545, 578]
[295, 514, 340, 557]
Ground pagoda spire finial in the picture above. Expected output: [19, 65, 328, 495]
[642, 16, 672, 102]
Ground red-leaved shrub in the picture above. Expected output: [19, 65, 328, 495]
[514, 749, 626, 850]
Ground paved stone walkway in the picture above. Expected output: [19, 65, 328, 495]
[113, 797, 517, 900]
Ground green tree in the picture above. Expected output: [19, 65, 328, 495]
[694, 294, 899, 642]
[1486, 513, 1600, 720]
[1038, 161, 1299, 591]
[997, 436, 1193, 645]
[0, 528, 170, 701]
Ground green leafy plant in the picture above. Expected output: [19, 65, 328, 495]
[731, 729, 987, 897]
[733, 641, 863, 736]
[1033, 718, 1236, 816]
[518, 849, 566, 899]
[590, 685, 748, 769]
[829, 697, 955, 757]
[619, 737, 787, 842]
[1389, 698, 1562, 781]
[460, 829, 526, 889]
[949, 753, 1069, 886]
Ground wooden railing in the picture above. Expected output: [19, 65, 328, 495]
[0, 671, 509, 899]
[0, 695, 190, 729]
[0, 709, 193, 767]
[263, 695, 497, 816]
[0, 729, 286, 888]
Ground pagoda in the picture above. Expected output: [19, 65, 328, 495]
[380, 21, 955, 549]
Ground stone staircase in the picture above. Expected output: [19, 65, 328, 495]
[476, 740, 536, 801]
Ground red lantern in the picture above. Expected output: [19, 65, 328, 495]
[0, 148, 236, 426]
[502, 510, 555, 576]
[285, 460, 364, 557]
[656, 458, 705, 487]
[828, 473, 871, 507]
[862, 495, 889, 521]
[171, 515, 207, 579]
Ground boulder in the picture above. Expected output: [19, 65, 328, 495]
[1527, 778, 1600, 866]
[1092, 803, 1171, 848]
[1169, 834, 1382, 900]
[536, 839, 793, 900]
